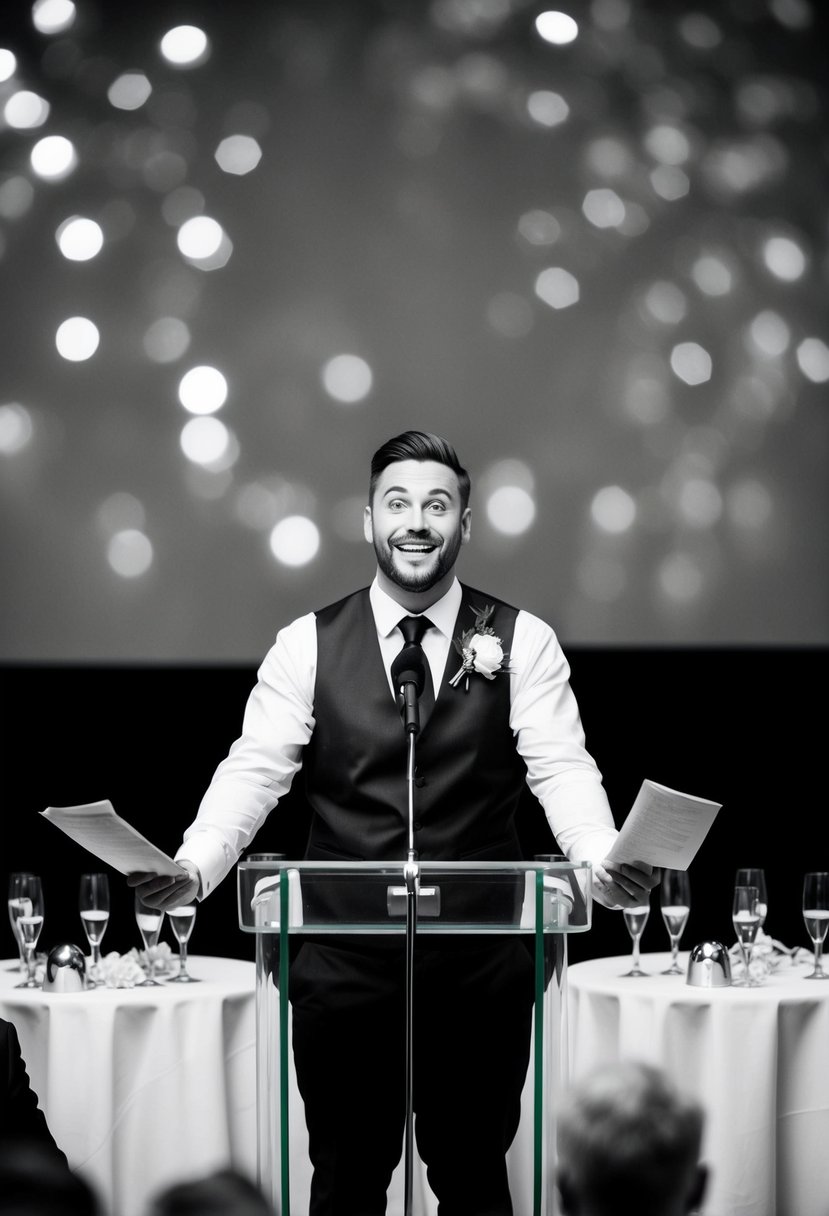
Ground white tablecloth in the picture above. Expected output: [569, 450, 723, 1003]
[0, 954, 257, 1216]
[567, 951, 829, 1216]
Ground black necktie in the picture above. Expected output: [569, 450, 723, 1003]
[396, 615, 435, 718]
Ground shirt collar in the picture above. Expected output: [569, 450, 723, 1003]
[370, 576, 462, 641]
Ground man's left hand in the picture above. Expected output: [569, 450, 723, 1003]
[594, 860, 661, 909]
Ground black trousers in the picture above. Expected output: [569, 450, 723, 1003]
[289, 937, 536, 1216]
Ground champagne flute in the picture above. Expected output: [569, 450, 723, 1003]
[735, 868, 768, 930]
[621, 902, 650, 977]
[802, 871, 829, 980]
[79, 872, 110, 986]
[7, 871, 35, 974]
[660, 869, 691, 975]
[14, 874, 44, 989]
[732, 885, 761, 987]
[167, 904, 200, 983]
[135, 892, 165, 986]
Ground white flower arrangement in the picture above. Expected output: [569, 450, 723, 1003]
[728, 928, 812, 982]
[449, 603, 509, 692]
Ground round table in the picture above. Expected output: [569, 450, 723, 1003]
[0, 954, 257, 1216]
[567, 951, 829, 1216]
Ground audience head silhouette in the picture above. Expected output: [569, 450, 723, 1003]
[145, 1166, 275, 1216]
[0, 1142, 101, 1216]
[556, 1061, 707, 1216]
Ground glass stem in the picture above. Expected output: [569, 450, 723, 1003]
[25, 944, 36, 984]
[179, 941, 188, 976]
[633, 936, 641, 970]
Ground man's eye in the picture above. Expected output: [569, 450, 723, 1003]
[428, 501, 446, 512]
[388, 499, 406, 511]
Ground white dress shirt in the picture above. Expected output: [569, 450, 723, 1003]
[176, 576, 620, 902]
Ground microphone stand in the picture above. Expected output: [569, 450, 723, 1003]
[402, 722, 418, 1216]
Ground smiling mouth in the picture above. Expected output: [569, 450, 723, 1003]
[394, 541, 437, 555]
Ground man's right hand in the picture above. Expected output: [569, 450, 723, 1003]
[126, 860, 201, 911]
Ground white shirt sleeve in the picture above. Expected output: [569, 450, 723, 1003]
[509, 610, 620, 894]
[174, 613, 317, 895]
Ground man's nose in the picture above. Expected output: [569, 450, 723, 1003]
[408, 505, 427, 531]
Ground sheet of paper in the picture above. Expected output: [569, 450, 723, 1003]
[40, 800, 182, 877]
[605, 779, 722, 871]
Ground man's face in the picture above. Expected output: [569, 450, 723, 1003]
[364, 459, 471, 599]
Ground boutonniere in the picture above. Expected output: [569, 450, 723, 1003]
[449, 603, 509, 692]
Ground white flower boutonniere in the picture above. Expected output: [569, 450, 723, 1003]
[449, 603, 509, 692]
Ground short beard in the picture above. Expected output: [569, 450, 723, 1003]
[374, 533, 461, 593]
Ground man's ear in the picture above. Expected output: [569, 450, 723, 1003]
[687, 1163, 708, 1212]
[461, 506, 471, 544]
[363, 505, 373, 544]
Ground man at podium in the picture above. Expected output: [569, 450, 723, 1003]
[130, 429, 657, 1215]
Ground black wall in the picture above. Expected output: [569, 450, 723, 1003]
[3, 649, 826, 968]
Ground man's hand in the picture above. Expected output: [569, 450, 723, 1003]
[126, 860, 200, 911]
[593, 860, 661, 909]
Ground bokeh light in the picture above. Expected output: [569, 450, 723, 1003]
[106, 529, 153, 579]
[269, 516, 320, 567]
[55, 216, 104, 261]
[32, 0, 76, 35]
[30, 135, 77, 180]
[0, 403, 34, 455]
[178, 365, 228, 414]
[159, 25, 210, 67]
[4, 90, 50, 128]
[55, 317, 100, 361]
[321, 355, 373, 404]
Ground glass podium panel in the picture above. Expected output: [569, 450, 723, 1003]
[238, 859, 592, 1216]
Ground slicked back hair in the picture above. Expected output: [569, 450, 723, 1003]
[369, 430, 471, 509]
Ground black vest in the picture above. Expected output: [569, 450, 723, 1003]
[301, 585, 527, 863]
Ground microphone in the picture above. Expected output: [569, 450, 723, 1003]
[391, 643, 426, 735]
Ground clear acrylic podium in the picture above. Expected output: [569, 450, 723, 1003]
[238, 858, 592, 1216]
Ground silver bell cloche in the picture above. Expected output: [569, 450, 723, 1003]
[41, 942, 88, 993]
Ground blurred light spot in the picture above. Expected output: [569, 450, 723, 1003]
[31, 134, 77, 180]
[321, 354, 373, 403]
[677, 477, 722, 528]
[590, 486, 636, 534]
[517, 209, 560, 246]
[409, 64, 456, 111]
[486, 292, 534, 339]
[96, 492, 146, 535]
[649, 165, 689, 201]
[736, 78, 790, 126]
[643, 281, 687, 325]
[431, 0, 513, 37]
[585, 136, 633, 178]
[590, 0, 631, 29]
[215, 134, 262, 175]
[4, 90, 50, 128]
[726, 479, 772, 530]
[526, 90, 569, 127]
[577, 554, 627, 603]
[623, 372, 670, 426]
[677, 12, 721, 49]
[702, 137, 785, 195]
[535, 11, 579, 44]
[107, 529, 153, 579]
[176, 215, 232, 270]
[0, 176, 35, 219]
[731, 372, 782, 423]
[762, 234, 807, 282]
[0, 50, 17, 82]
[178, 364, 228, 414]
[269, 516, 320, 567]
[691, 254, 732, 296]
[55, 316, 99, 361]
[143, 317, 190, 364]
[162, 185, 204, 227]
[582, 188, 625, 229]
[180, 416, 229, 465]
[796, 338, 829, 383]
[160, 25, 209, 67]
[644, 124, 691, 165]
[55, 216, 104, 260]
[769, 0, 812, 29]
[0, 402, 34, 454]
[618, 201, 650, 237]
[670, 342, 712, 386]
[143, 150, 187, 192]
[534, 267, 579, 309]
[32, 0, 76, 33]
[108, 71, 152, 111]
[486, 486, 536, 535]
[746, 310, 790, 359]
[658, 552, 704, 604]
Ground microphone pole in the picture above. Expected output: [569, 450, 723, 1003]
[390, 644, 425, 1216]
